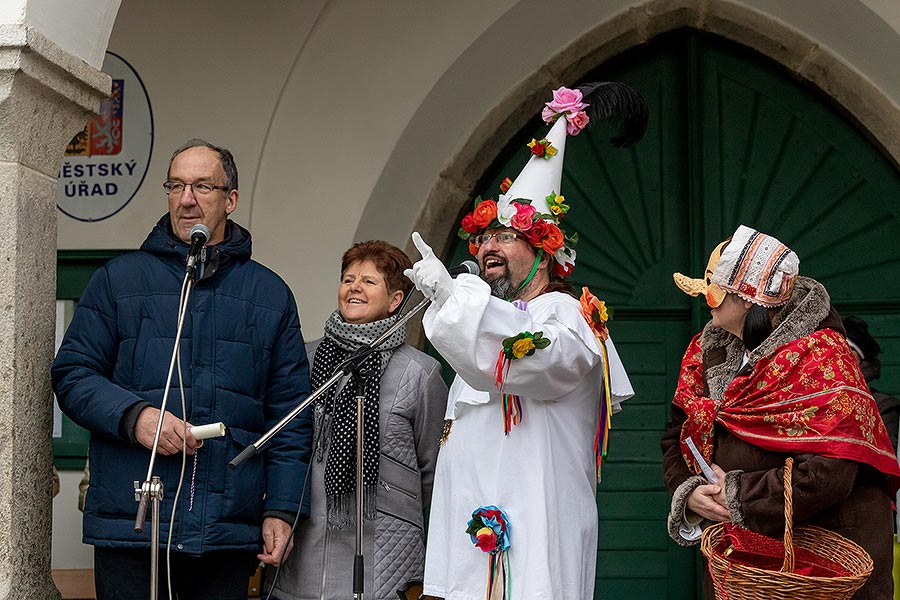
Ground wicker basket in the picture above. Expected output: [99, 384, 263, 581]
[699, 457, 873, 600]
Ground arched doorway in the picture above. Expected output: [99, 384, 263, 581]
[439, 29, 900, 598]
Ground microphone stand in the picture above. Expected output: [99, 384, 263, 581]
[352, 367, 369, 599]
[230, 295, 432, 600]
[133, 260, 201, 600]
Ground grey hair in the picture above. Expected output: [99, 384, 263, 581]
[167, 138, 238, 190]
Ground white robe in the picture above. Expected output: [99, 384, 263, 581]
[422, 275, 634, 600]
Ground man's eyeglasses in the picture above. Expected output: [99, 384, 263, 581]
[471, 232, 527, 247]
[163, 181, 230, 197]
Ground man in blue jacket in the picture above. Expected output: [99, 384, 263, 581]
[52, 139, 312, 600]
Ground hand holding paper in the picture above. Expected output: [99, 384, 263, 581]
[685, 436, 719, 483]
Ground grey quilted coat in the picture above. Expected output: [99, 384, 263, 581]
[270, 340, 448, 600]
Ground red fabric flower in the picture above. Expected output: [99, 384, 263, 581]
[474, 529, 498, 553]
[479, 509, 505, 524]
[554, 261, 574, 277]
[472, 200, 498, 229]
[461, 213, 480, 234]
[525, 220, 550, 247]
[468, 240, 479, 256]
[542, 223, 565, 252]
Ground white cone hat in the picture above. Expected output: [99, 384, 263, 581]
[499, 118, 568, 215]
[457, 81, 648, 277]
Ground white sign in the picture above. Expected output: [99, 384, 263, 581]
[56, 51, 154, 222]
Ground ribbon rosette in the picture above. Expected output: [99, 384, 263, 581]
[466, 505, 511, 599]
[580, 287, 614, 479]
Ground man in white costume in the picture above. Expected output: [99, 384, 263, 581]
[406, 83, 648, 599]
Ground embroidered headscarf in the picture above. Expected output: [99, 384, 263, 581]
[711, 225, 799, 308]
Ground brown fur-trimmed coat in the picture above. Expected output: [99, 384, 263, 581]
[661, 277, 895, 599]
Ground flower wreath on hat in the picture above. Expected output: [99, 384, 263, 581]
[458, 191, 578, 278]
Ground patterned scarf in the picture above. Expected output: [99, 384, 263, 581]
[674, 328, 900, 488]
[311, 310, 407, 529]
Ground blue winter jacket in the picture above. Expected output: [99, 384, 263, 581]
[52, 215, 312, 555]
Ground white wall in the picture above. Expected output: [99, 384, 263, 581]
[0, 1, 25, 25]
[56, 0, 900, 336]
[25, 0, 120, 68]
[49, 0, 900, 571]
[56, 0, 519, 334]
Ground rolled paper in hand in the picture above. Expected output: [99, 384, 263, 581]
[191, 422, 226, 441]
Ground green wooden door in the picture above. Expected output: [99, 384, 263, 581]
[439, 30, 900, 598]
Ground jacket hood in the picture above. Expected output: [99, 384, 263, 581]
[140, 214, 252, 277]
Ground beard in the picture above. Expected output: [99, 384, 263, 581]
[483, 263, 520, 300]
[487, 274, 515, 299]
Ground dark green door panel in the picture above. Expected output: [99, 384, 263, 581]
[596, 317, 695, 599]
[436, 29, 900, 600]
[54, 250, 124, 469]
[696, 36, 900, 309]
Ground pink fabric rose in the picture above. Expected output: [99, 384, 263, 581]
[542, 87, 588, 124]
[566, 110, 590, 136]
[541, 105, 560, 124]
[509, 202, 536, 231]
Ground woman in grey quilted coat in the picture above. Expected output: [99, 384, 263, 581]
[270, 240, 448, 600]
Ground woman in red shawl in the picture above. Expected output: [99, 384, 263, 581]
[662, 225, 900, 599]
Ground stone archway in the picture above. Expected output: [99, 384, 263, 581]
[0, 10, 113, 598]
[356, 0, 900, 261]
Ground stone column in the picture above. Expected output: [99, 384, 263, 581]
[0, 24, 109, 600]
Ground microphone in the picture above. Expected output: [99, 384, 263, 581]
[447, 260, 480, 278]
[185, 223, 210, 278]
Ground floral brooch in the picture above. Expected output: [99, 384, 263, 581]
[466, 505, 511, 599]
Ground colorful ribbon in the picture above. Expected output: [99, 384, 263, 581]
[579, 287, 613, 479]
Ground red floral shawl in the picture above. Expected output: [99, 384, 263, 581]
[674, 328, 900, 485]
